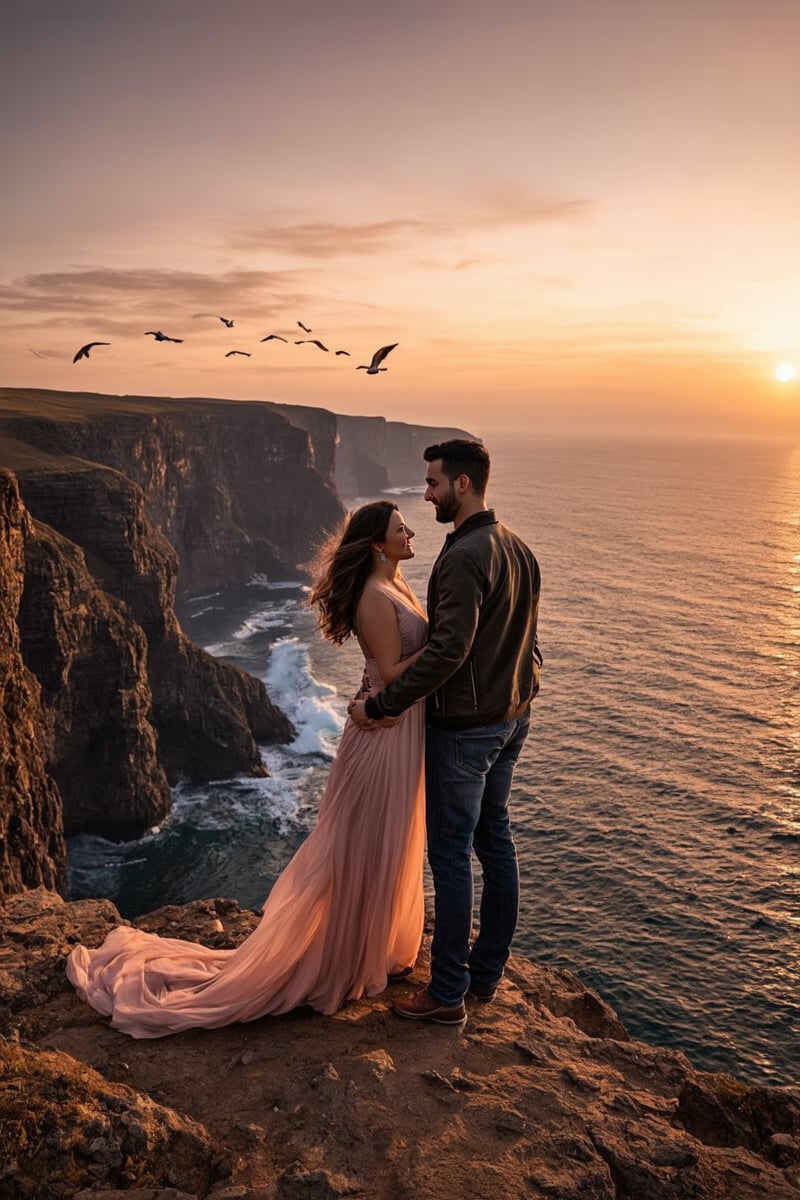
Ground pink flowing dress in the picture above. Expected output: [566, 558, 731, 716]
[66, 586, 427, 1038]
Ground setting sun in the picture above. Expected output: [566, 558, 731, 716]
[775, 362, 797, 383]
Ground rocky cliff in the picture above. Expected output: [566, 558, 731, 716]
[0, 391, 346, 598]
[272, 403, 475, 500]
[0, 475, 65, 896]
[1, 889, 797, 1200]
[0, 388, 474, 894]
[333, 413, 475, 498]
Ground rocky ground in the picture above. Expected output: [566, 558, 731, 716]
[0, 888, 798, 1200]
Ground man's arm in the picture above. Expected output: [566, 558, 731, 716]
[365, 548, 484, 719]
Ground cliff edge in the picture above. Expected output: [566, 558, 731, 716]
[0, 889, 797, 1200]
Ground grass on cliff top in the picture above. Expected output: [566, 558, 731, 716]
[0, 435, 106, 473]
[0, 388, 288, 474]
[0, 386, 272, 421]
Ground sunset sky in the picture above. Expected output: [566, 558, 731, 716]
[2, 0, 799, 436]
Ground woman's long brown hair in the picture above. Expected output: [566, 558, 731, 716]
[308, 500, 399, 645]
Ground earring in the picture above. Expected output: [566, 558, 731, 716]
[379, 551, 387, 563]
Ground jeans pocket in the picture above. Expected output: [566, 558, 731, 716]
[454, 725, 510, 777]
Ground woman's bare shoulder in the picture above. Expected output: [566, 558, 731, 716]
[356, 582, 394, 617]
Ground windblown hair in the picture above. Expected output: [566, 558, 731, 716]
[424, 438, 490, 497]
[308, 500, 399, 645]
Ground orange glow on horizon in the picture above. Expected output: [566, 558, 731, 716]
[2, 4, 800, 440]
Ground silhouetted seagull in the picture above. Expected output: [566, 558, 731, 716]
[260, 334, 288, 342]
[297, 321, 312, 333]
[356, 343, 398, 374]
[219, 316, 234, 327]
[225, 350, 251, 357]
[335, 350, 351, 356]
[295, 339, 329, 352]
[145, 331, 183, 343]
[73, 341, 110, 363]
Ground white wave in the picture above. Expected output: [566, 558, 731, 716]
[265, 637, 344, 757]
[383, 484, 426, 495]
[184, 590, 221, 603]
[247, 574, 307, 590]
[230, 600, 301, 640]
[168, 772, 305, 834]
[202, 641, 233, 657]
[231, 615, 287, 638]
[187, 604, 223, 619]
[67, 828, 163, 868]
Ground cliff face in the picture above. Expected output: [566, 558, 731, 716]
[272, 403, 477, 502]
[19, 512, 170, 838]
[334, 413, 476, 498]
[11, 459, 294, 840]
[0, 473, 65, 894]
[270, 401, 339, 487]
[0, 394, 346, 597]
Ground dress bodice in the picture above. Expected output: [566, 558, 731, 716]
[361, 583, 427, 693]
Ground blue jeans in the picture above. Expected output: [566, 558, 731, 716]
[424, 713, 530, 1007]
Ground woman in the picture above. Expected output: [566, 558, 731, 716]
[66, 501, 428, 1037]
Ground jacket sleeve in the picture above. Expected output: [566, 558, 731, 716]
[365, 546, 484, 718]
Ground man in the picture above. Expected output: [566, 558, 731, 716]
[350, 439, 542, 1026]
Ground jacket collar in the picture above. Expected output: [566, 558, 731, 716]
[445, 508, 497, 546]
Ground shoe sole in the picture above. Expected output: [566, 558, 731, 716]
[392, 1004, 466, 1026]
[387, 967, 414, 984]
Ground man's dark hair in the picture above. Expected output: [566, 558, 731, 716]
[424, 439, 490, 497]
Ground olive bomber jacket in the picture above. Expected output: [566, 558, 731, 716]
[364, 509, 542, 729]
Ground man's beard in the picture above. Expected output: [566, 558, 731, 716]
[433, 485, 459, 523]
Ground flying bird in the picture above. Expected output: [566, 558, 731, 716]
[356, 343, 398, 374]
[72, 341, 110, 363]
[225, 350, 251, 357]
[145, 330, 183, 342]
[335, 350, 351, 356]
[297, 321, 312, 333]
[295, 339, 329, 352]
[218, 316, 234, 327]
[260, 334, 288, 342]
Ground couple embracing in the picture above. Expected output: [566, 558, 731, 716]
[67, 439, 542, 1036]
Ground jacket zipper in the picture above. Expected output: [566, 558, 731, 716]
[468, 659, 479, 712]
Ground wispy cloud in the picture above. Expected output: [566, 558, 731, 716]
[227, 192, 591, 258]
[0, 267, 305, 323]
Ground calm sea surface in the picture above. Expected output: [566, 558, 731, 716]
[67, 435, 800, 1088]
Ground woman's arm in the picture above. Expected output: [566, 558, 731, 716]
[364, 546, 481, 719]
[355, 589, 424, 685]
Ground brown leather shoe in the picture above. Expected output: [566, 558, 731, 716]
[392, 986, 467, 1026]
[387, 966, 413, 984]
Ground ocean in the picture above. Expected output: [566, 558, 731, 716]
[67, 434, 799, 1089]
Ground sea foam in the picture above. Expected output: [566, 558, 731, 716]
[265, 637, 344, 757]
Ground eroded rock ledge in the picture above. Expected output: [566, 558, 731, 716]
[1, 889, 797, 1200]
